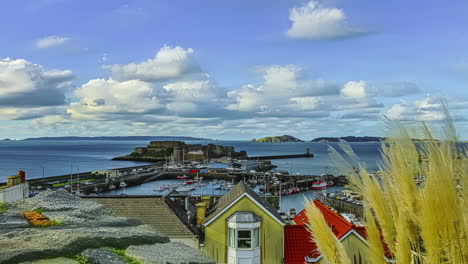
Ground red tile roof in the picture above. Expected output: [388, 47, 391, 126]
[286, 200, 394, 263]
[284, 225, 319, 264]
[292, 200, 353, 239]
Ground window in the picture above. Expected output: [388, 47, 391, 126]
[228, 228, 236, 248]
[252, 228, 259, 248]
[237, 230, 252, 248]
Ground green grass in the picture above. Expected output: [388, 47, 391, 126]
[33, 208, 44, 214]
[107, 248, 142, 264]
[0, 202, 7, 214]
[73, 254, 91, 264]
[52, 179, 95, 187]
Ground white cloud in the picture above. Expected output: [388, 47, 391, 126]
[226, 84, 264, 112]
[384, 96, 468, 122]
[163, 79, 217, 101]
[289, 96, 321, 110]
[385, 103, 406, 120]
[341, 80, 368, 99]
[286, 1, 365, 40]
[68, 78, 160, 119]
[36, 35, 70, 48]
[0, 58, 73, 107]
[108, 45, 198, 81]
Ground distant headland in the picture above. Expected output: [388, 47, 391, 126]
[250, 135, 387, 143]
[20, 136, 211, 141]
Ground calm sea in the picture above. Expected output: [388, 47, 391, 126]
[0, 139, 383, 182]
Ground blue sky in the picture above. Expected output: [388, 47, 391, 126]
[0, 0, 467, 140]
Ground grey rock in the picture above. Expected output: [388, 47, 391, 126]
[126, 242, 215, 264]
[0, 213, 29, 230]
[12, 189, 114, 225]
[80, 248, 126, 264]
[19, 257, 80, 264]
[0, 225, 169, 264]
[1, 189, 174, 264]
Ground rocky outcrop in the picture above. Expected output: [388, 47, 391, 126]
[251, 135, 304, 143]
[126, 242, 215, 264]
[1, 190, 169, 264]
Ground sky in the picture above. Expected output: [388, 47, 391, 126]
[0, 0, 467, 140]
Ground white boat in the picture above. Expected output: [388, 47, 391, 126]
[119, 181, 127, 188]
[177, 186, 196, 192]
[154, 187, 164, 191]
[210, 180, 218, 185]
[109, 184, 116, 190]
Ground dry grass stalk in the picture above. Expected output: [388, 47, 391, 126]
[304, 198, 351, 264]
[305, 108, 467, 264]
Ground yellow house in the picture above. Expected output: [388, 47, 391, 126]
[201, 182, 285, 264]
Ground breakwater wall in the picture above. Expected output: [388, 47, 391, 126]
[246, 153, 314, 160]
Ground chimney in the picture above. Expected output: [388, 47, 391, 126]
[201, 195, 211, 208]
[196, 202, 208, 225]
[19, 171, 26, 183]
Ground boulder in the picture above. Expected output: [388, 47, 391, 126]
[0, 222, 169, 264]
[80, 248, 127, 264]
[0, 213, 29, 230]
[126, 242, 215, 264]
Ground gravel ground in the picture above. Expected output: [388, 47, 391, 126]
[80, 248, 127, 264]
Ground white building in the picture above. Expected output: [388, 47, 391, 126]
[0, 171, 29, 203]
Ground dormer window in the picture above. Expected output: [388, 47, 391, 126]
[227, 212, 261, 264]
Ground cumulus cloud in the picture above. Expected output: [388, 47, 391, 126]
[384, 96, 468, 122]
[289, 96, 321, 111]
[163, 79, 218, 101]
[0, 58, 74, 107]
[286, 1, 367, 40]
[68, 78, 161, 119]
[341, 80, 367, 99]
[108, 45, 199, 82]
[36, 35, 70, 48]
[341, 80, 421, 99]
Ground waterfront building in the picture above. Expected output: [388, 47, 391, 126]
[284, 200, 395, 264]
[200, 181, 285, 264]
[0, 171, 29, 203]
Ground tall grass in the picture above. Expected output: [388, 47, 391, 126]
[305, 109, 468, 264]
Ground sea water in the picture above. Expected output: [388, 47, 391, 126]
[0, 140, 383, 182]
[0, 139, 384, 211]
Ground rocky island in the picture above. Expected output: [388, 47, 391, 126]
[250, 135, 304, 143]
[113, 141, 247, 162]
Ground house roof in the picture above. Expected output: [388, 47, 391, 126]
[88, 197, 195, 237]
[284, 225, 320, 264]
[285, 200, 360, 264]
[293, 200, 353, 239]
[287, 200, 394, 263]
[203, 181, 284, 226]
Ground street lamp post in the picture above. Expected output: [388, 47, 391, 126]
[70, 162, 73, 193]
